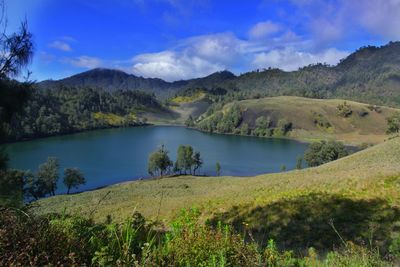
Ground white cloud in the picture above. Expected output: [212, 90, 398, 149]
[129, 24, 350, 81]
[184, 32, 245, 63]
[64, 56, 103, 69]
[252, 47, 349, 71]
[132, 51, 223, 82]
[49, 41, 72, 52]
[131, 32, 247, 81]
[352, 0, 400, 39]
[289, 0, 400, 43]
[248, 21, 281, 39]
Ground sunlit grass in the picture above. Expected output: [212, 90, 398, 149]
[35, 137, 400, 226]
[170, 91, 206, 104]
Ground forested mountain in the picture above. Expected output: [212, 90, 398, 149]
[38, 69, 236, 98]
[38, 41, 400, 107]
[2, 87, 171, 142]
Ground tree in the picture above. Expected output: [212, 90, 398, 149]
[254, 116, 271, 137]
[148, 145, 173, 177]
[336, 101, 352, 118]
[280, 164, 286, 172]
[304, 141, 349, 167]
[216, 162, 221, 176]
[37, 157, 60, 196]
[63, 168, 86, 194]
[0, 21, 33, 78]
[175, 145, 194, 174]
[386, 112, 400, 134]
[185, 115, 195, 127]
[0, 169, 25, 207]
[24, 171, 47, 200]
[192, 151, 203, 175]
[240, 123, 249, 135]
[0, 3, 34, 207]
[276, 119, 292, 136]
[296, 156, 303, 170]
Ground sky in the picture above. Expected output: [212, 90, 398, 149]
[7, 0, 400, 82]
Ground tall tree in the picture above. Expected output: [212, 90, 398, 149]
[24, 171, 47, 200]
[192, 151, 203, 175]
[37, 157, 60, 196]
[148, 145, 173, 177]
[296, 156, 303, 170]
[63, 168, 86, 194]
[0, 3, 34, 206]
[175, 145, 194, 175]
[216, 162, 221, 176]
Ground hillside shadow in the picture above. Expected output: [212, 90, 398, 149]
[209, 193, 400, 252]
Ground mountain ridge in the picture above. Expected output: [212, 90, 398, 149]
[38, 41, 400, 106]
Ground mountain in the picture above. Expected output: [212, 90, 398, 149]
[38, 42, 400, 106]
[39, 68, 174, 96]
[232, 42, 400, 107]
[38, 68, 237, 98]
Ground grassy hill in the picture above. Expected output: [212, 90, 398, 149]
[195, 96, 400, 145]
[35, 136, 400, 226]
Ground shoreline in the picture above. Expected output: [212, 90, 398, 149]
[2, 120, 373, 147]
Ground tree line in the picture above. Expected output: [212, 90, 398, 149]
[148, 145, 210, 177]
[2, 86, 165, 142]
[1, 156, 86, 205]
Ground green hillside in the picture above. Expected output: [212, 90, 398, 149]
[194, 96, 399, 145]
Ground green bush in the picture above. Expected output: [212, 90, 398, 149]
[1, 207, 397, 266]
[304, 141, 349, 167]
[147, 208, 259, 266]
[337, 101, 353, 117]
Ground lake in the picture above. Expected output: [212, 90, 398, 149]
[5, 126, 309, 194]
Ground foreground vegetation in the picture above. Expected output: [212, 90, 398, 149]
[2, 206, 398, 266]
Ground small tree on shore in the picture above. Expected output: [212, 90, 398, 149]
[148, 145, 173, 177]
[296, 156, 303, 170]
[216, 162, 221, 176]
[280, 164, 287, 172]
[192, 151, 203, 175]
[63, 168, 86, 194]
[304, 141, 348, 167]
[37, 157, 60, 196]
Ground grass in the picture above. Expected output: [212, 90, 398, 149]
[216, 96, 400, 145]
[92, 112, 138, 126]
[35, 136, 400, 227]
[169, 91, 206, 104]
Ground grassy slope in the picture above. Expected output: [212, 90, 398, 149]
[162, 93, 212, 125]
[216, 96, 400, 145]
[35, 137, 400, 224]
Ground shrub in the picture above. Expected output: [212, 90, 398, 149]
[386, 112, 400, 134]
[275, 119, 293, 136]
[325, 242, 390, 267]
[337, 101, 353, 117]
[254, 116, 272, 137]
[146, 208, 259, 266]
[304, 141, 349, 167]
[313, 112, 332, 128]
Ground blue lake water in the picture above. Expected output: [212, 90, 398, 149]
[5, 126, 308, 194]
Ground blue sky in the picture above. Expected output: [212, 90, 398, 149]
[8, 0, 400, 81]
